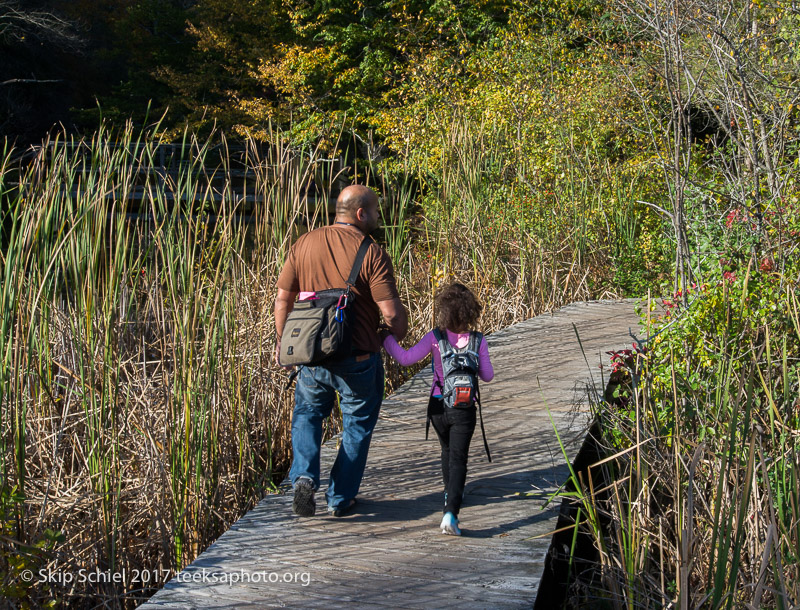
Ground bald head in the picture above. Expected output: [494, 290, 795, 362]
[335, 185, 380, 233]
[336, 185, 377, 217]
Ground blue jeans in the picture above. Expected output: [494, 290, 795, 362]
[289, 352, 384, 510]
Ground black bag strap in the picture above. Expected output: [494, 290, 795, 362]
[284, 366, 302, 391]
[425, 397, 432, 440]
[345, 236, 373, 290]
[476, 389, 492, 462]
[472, 331, 491, 461]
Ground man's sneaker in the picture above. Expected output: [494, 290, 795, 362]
[440, 511, 461, 536]
[292, 478, 316, 517]
[327, 498, 357, 518]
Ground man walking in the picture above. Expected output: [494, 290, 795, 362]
[274, 185, 408, 517]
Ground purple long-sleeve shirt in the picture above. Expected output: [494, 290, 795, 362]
[383, 329, 494, 397]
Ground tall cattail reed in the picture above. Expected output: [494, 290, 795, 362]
[0, 115, 637, 607]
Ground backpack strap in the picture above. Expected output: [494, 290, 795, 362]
[428, 328, 451, 438]
[466, 331, 491, 461]
[432, 327, 453, 359]
[476, 388, 492, 462]
[467, 331, 483, 357]
[425, 396, 432, 440]
[345, 236, 373, 292]
[431, 327, 452, 395]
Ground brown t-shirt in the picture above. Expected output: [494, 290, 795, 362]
[277, 224, 400, 353]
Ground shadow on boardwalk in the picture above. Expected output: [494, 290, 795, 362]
[140, 299, 640, 609]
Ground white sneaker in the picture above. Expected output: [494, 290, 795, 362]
[440, 512, 461, 536]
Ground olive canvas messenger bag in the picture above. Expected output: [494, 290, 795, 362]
[278, 235, 372, 367]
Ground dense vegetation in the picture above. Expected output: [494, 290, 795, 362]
[0, 0, 798, 607]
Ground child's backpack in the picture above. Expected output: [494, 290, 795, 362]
[434, 328, 482, 408]
[430, 328, 492, 462]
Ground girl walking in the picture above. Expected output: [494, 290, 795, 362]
[382, 283, 494, 535]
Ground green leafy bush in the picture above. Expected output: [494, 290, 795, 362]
[579, 236, 800, 606]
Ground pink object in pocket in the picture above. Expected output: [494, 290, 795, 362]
[299, 291, 317, 300]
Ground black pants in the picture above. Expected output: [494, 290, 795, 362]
[428, 396, 476, 517]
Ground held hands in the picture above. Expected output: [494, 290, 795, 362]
[377, 324, 392, 343]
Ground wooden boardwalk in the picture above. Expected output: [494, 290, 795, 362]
[140, 300, 640, 609]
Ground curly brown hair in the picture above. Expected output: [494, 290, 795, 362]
[436, 283, 482, 333]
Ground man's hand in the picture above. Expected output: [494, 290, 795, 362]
[376, 298, 408, 341]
